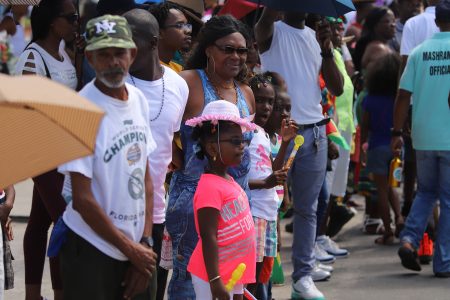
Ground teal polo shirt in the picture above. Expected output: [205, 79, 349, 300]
[399, 32, 450, 150]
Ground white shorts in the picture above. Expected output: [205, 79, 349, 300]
[192, 275, 244, 298]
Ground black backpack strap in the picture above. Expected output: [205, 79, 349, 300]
[26, 47, 51, 79]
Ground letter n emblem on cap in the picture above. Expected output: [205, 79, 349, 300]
[95, 20, 117, 34]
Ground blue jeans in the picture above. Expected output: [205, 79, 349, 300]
[289, 126, 327, 280]
[165, 175, 198, 300]
[400, 150, 450, 273]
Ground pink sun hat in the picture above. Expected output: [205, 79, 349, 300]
[185, 100, 256, 133]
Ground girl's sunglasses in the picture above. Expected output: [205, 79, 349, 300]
[219, 138, 249, 146]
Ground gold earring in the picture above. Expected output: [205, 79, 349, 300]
[213, 156, 216, 161]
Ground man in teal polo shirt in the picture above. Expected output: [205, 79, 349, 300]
[392, 0, 450, 278]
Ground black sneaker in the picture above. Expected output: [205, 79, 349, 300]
[326, 201, 355, 238]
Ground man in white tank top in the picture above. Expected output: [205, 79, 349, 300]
[255, 8, 344, 300]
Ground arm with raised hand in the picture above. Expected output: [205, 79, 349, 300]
[317, 22, 344, 96]
[254, 7, 278, 54]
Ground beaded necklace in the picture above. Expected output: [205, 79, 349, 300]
[130, 67, 165, 122]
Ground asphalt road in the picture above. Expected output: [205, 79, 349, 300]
[5, 181, 450, 300]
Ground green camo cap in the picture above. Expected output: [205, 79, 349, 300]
[85, 15, 136, 51]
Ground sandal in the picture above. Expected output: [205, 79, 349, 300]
[375, 233, 395, 245]
[363, 217, 385, 235]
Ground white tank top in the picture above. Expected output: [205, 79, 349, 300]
[260, 21, 324, 124]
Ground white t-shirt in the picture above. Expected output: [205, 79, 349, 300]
[400, 6, 439, 56]
[261, 21, 323, 124]
[59, 81, 156, 261]
[15, 41, 77, 90]
[126, 66, 188, 224]
[248, 126, 279, 221]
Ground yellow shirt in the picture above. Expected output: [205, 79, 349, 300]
[160, 60, 183, 73]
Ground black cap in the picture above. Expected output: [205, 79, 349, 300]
[436, 0, 450, 22]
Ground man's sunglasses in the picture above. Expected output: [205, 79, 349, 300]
[59, 13, 79, 24]
[219, 138, 249, 146]
[214, 44, 249, 56]
[164, 23, 192, 31]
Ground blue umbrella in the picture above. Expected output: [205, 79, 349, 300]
[248, 0, 355, 17]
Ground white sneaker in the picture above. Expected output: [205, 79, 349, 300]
[311, 265, 331, 282]
[292, 275, 326, 300]
[317, 235, 349, 258]
[314, 243, 336, 264]
[316, 262, 334, 273]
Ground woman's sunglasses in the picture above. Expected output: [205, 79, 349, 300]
[214, 44, 249, 56]
[59, 13, 79, 24]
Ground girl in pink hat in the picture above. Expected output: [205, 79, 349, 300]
[186, 100, 256, 300]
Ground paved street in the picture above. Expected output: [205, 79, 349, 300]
[5, 180, 450, 299]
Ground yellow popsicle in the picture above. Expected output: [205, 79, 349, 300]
[294, 135, 305, 150]
[225, 263, 246, 292]
[284, 135, 305, 169]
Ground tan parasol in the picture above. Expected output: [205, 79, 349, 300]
[0, 74, 104, 188]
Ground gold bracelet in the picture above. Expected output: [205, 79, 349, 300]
[209, 275, 221, 283]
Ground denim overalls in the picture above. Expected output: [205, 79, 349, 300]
[166, 70, 253, 299]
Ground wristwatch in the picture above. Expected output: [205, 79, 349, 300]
[140, 236, 154, 248]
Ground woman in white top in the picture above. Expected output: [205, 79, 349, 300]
[14, 1, 80, 300]
[15, 1, 78, 88]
